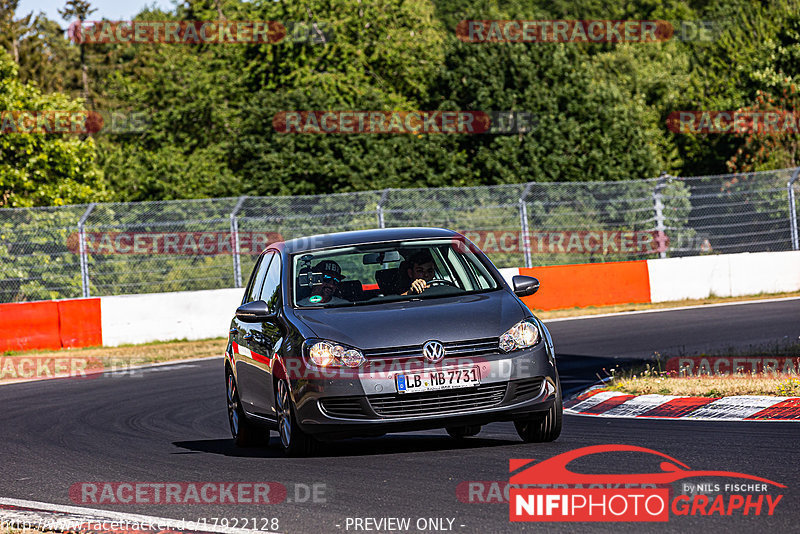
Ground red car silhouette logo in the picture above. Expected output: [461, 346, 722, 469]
[510, 444, 785, 487]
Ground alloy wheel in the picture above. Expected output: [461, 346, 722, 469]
[227, 372, 239, 436]
[276, 380, 292, 449]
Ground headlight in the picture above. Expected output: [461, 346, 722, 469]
[307, 340, 366, 368]
[499, 320, 540, 353]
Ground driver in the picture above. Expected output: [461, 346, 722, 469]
[401, 250, 436, 295]
[298, 260, 349, 305]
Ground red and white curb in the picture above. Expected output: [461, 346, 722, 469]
[565, 388, 800, 421]
[0, 497, 263, 534]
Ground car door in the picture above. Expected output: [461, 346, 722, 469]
[232, 251, 273, 413]
[247, 252, 284, 415]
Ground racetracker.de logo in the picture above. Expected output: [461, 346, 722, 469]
[459, 230, 669, 255]
[66, 231, 282, 255]
[0, 356, 103, 382]
[68, 20, 286, 44]
[69, 482, 287, 505]
[274, 111, 492, 134]
[456, 20, 671, 43]
[666, 111, 800, 134]
[508, 445, 785, 522]
[229, 343, 493, 381]
[273, 111, 539, 135]
[0, 110, 149, 135]
[667, 356, 800, 376]
[456, 20, 718, 43]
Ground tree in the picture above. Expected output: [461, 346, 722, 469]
[94, 4, 244, 200]
[58, 0, 95, 105]
[0, 0, 32, 64]
[726, 87, 800, 173]
[0, 50, 105, 207]
[726, 11, 800, 173]
[429, 36, 672, 183]
[16, 14, 80, 94]
[227, 0, 458, 194]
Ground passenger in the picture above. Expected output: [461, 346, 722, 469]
[401, 250, 437, 295]
[297, 261, 349, 305]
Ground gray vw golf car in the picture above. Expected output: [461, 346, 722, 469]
[225, 228, 562, 456]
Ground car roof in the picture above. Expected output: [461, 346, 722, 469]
[282, 227, 460, 254]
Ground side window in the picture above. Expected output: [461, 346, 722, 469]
[443, 247, 474, 290]
[432, 247, 458, 287]
[259, 255, 282, 312]
[245, 252, 273, 304]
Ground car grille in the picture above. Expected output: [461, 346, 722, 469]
[363, 337, 499, 362]
[368, 383, 507, 418]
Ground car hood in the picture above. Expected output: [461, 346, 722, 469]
[291, 290, 527, 349]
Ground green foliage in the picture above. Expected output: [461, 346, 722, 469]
[4, 0, 800, 201]
[16, 15, 80, 93]
[0, 0, 30, 65]
[431, 41, 671, 183]
[0, 50, 105, 207]
[1, 0, 800, 299]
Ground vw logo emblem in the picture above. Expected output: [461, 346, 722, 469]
[422, 340, 446, 363]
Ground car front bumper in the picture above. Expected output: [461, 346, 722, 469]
[289, 343, 559, 439]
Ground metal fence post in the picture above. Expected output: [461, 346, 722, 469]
[653, 173, 668, 259]
[789, 168, 800, 251]
[230, 196, 247, 288]
[376, 188, 390, 229]
[519, 183, 533, 269]
[77, 203, 96, 298]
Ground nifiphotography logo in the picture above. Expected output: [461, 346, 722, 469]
[509, 444, 785, 522]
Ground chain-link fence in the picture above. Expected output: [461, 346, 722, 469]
[1, 167, 798, 303]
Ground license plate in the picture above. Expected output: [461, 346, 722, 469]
[396, 366, 481, 394]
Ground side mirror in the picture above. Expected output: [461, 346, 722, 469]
[512, 275, 539, 297]
[236, 300, 275, 322]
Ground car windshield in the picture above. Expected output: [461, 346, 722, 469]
[291, 238, 499, 308]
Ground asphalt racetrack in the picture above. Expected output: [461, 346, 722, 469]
[1, 298, 798, 533]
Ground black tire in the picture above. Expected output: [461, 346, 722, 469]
[226, 369, 260, 446]
[275, 379, 319, 457]
[514, 382, 563, 443]
[446, 425, 481, 439]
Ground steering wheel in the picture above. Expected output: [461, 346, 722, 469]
[427, 278, 458, 288]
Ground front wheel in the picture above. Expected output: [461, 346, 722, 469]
[226, 369, 260, 446]
[514, 383, 562, 443]
[275, 379, 319, 457]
